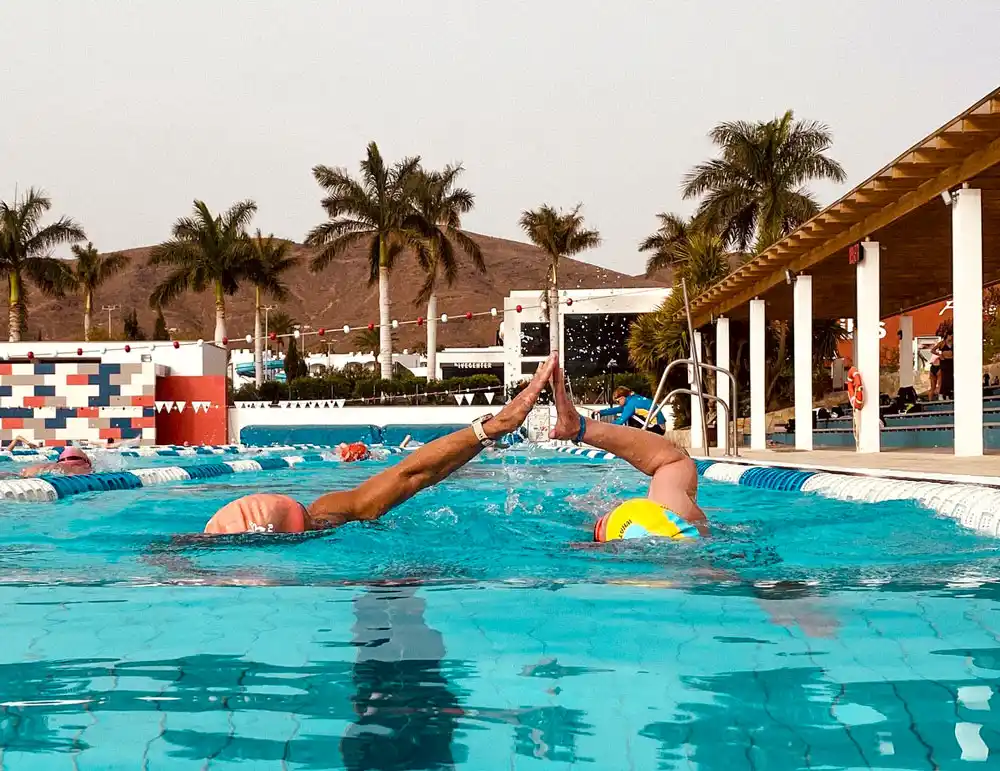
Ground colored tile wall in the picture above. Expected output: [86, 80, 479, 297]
[0, 360, 157, 446]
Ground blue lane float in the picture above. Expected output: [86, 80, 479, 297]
[0, 454, 338, 503]
[550, 444, 1000, 538]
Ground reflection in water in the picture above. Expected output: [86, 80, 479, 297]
[640, 664, 1000, 770]
[342, 585, 464, 770]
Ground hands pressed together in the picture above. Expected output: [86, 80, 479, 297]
[486, 351, 583, 441]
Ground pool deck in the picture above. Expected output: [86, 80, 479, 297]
[691, 447, 1000, 487]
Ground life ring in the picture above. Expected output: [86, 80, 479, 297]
[847, 367, 865, 410]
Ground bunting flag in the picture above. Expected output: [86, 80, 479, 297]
[484, 392, 495, 404]
[335, 399, 346, 408]
[194, 401, 211, 413]
[155, 401, 173, 413]
[463, 393, 474, 405]
[175, 401, 186, 413]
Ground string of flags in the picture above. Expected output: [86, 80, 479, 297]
[154, 401, 217, 413]
[10, 286, 668, 360]
[235, 385, 500, 409]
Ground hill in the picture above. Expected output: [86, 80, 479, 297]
[17, 233, 666, 352]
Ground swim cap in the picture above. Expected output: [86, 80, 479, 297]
[594, 499, 699, 542]
[338, 442, 370, 462]
[205, 493, 308, 535]
[57, 447, 91, 466]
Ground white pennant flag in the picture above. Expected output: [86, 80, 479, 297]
[155, 401, 170, 412]
[195, 401, 211, 413]
[484, 392, 495, 404]
[463, 393, 474, 405]
[174, 401, 186, 412]
[335, 399, 346, 408]
[454, 394, 463, 405]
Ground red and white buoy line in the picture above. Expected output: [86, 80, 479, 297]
[239, 383, 508, 408]
[15, 286, 668, 360]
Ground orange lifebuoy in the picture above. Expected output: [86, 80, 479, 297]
[847, 367, 865, 409]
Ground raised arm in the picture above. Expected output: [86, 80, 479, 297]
[307, 353, 557, 528]
[549, 362, 707, 534]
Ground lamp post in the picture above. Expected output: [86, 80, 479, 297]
[102, 304, 121, 336]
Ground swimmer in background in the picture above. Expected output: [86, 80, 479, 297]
[595, 386, 667, 434]
[20, 446, 93, 478]
[203, 352, 707, 539]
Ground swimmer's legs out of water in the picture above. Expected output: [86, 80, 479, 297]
[548, 360, 709, 536]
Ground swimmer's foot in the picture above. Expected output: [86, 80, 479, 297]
[549, 361, 584, 441]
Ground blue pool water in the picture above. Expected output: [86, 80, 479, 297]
[2, 447, 1000, 769]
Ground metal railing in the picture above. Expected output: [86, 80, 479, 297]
[642, 279, 740, 457]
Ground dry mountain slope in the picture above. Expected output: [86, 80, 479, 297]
[20, 232, 666, 351]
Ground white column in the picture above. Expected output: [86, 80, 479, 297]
[689, 331, 704, 451]
[856, 241, 881, 453]
[715, 317, 731, 452]
[793, 275, 814, 451]
[953, 187, 984, 457]
[750, 299, 766, 450]
[899, 314, 914, 389]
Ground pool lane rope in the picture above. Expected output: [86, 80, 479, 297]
[0, 448, 403, 503]
[551, 445, 1000, 538]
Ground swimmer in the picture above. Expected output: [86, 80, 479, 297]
[203, 353, 560, 535]
[4, 435, 41, 452]
[336, 442, 371, 462]
[20, 446, 93, 478]
[547, 360, 708, 540]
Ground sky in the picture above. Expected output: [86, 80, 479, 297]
[1, 0, 999, 276]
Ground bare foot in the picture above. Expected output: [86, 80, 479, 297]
[548, 361, 583, 440]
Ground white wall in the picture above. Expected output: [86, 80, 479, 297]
[228, 404, 501, 443]
[0, 340, 225, 376]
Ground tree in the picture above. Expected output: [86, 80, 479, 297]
[518, 204, 601, 353]
[267, 311, 296, 350]
[248, 231, 297, 387]
[639, 213, 698, 278]
[153, 306, 168, 340]
[0, 188, 85, 341]
[412, 165, 485, 380]
[682, 110, 846, 253]
[148, 199, 257, 344]
[284, 336, 307, 381]
[68, 242, 128, 341]
[123, 308, 146, 341]
[305, 141, 426, 379]
[352, 326, 381, 353]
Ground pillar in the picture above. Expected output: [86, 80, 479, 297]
[953, 187, 983, 457]
[750, 299, 766, 450]
[793, 274, 813, 451]
[715, 317, 731, 452]
[856, 241, 881, 453]
[898, 314, 914, 389]
[689, 331, 705, 451]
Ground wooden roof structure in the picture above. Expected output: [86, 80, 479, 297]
[688, 87, 1000, 326]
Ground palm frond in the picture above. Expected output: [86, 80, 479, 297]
[149, 269, 193, 309]
[22, 257, 73, 297]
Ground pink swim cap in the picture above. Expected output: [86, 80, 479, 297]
[58, 447, 91, 465]
[204, 493, 308, 535]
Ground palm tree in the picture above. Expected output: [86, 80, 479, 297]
[518, 204, 601, 354]
[0, 188, 85, 342]
[412, 165, 485, 380]
[267, 311, 296, 353]
[148, 199, 257, 344]
[69, 242, 128, 341]
[306, 141, 425, 379]
[639, 213, 696, 277]
[682, 110, 846, 253]
[248, 232, 297, 387]
[352, 326, 381, 354]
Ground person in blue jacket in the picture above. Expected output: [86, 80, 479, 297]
[597, 387, 666, 434]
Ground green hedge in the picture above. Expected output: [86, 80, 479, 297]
[233, 374, 503, 405]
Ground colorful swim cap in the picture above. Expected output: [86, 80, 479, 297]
[594, 499, 699, 542]
[205, 493, 308, 535]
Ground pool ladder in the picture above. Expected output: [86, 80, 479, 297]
[642, 279, 740, 458]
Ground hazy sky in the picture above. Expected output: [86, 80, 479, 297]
[2, 1, 998, 276]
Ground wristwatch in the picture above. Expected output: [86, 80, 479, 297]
[471, 414, 496, 448]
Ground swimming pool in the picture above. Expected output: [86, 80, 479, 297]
[2, 446, 999, 769]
